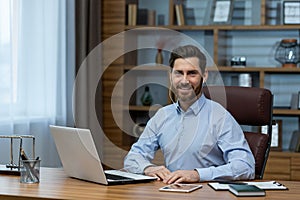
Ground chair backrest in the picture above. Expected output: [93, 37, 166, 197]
[202, 86, 273, 179]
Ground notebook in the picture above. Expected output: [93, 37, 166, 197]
[49, 125, 156, 185]
[228, 184, 265, 197]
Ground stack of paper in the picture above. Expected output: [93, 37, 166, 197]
[208, 181, 288, 191]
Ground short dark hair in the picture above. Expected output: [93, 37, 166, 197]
[169, 45, 207, 73]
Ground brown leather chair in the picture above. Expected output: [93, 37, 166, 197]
[202, 86, 273, 179]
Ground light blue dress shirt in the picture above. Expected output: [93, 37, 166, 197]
[124, 94, 255, 182]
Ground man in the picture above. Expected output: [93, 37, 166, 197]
[124, 45, 255, 184]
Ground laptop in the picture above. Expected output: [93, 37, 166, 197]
[49, 125, 157, 185]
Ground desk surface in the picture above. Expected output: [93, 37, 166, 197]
[0, 167, 299, 200]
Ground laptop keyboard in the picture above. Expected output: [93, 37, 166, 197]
[105, 173, 133, 181]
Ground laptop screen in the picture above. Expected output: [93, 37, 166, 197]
[50, 125, 108, 184]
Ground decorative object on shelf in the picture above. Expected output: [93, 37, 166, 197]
[140, 86, 153, 106]
[275, 38, 300, 68]
[155, 49, 163, 64]
[262, 120, 282, 151]
[154, 35, 181, 64]
[283, 1, 300, 25]
[238, 73, 252, 87]
[231, 56, 246, 67]
[155, 37, 165, 64]
[212, 0, 233, 24]
[155, 35, 173, 65]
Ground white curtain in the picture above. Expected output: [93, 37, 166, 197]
[0, 0, 70, 167]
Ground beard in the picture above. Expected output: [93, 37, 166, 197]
[171, 77, 203, 103]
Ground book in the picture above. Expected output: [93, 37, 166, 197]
[147, 10, 156, 26]
[175, 4, 185, 25]
[159, 183, 202, 193]
[137, 8, 148, 25]
[208, 181, 288, 191]
[127, 4, 137, 26]
[229, 184, 265, 197]
[184, 8, 195, 25]
[127, 4, 133, 25]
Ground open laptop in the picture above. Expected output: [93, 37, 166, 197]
[49, 125, 156, 185]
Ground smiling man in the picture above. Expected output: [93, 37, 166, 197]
[124, 45, 255, 184]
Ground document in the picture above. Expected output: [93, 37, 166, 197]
[208, 181, 287, 191]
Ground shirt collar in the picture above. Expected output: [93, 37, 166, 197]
[175, 94, 206, 115]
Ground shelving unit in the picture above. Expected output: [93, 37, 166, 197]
[210, 67, 300, 154]
[101, 0, 300, 178]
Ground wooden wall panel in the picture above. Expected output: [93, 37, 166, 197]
[102, 0, 125, 39]
[101, 0, 126, 158]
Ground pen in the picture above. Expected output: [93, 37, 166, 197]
[32, 157, 40, 168]
[20, 148, 39, 182]
[20, 148, 29, 160]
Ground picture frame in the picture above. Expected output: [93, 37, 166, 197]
[289, 130, 300, 152]
[283, 1, 300, 24]
[298, 91, 300, 109]
[211, 0, 233, 24]
[261, 120, 282, 151]
[290, 92, 300, 109]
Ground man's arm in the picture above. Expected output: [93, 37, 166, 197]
[196, 113, 255, 182]
[123, 120, 160, 174]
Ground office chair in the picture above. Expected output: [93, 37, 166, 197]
[202, 86, 273, 179]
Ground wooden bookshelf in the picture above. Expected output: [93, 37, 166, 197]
[101, 0, 300, 171]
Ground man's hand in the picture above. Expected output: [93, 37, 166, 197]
[163, 170, 200, 184]
[144, 166, 171, 181]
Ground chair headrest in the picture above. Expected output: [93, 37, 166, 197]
[202, 86, 273, 126]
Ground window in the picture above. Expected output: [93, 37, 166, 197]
[0, 0, 69, 167]
[0, 0, 15, 106]
[0, 0, 67, 121]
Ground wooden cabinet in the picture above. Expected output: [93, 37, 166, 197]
[101, 0, 300, 169]
[264, 151, 300, 181]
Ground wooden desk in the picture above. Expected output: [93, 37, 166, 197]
[0, 167, 299, 200]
